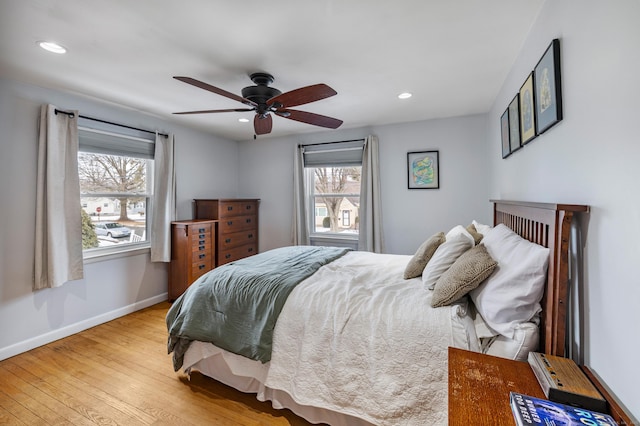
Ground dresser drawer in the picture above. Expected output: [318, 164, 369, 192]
[188, 222, 213, 235]
[219, 215, 257, 234]
[191, 249, 211, 263]
[219, 229, 257, 250]
[191, 259, 212, 281]
[219, 201, 258, 218]
[191, 236, 212, 251]
[218, 243, 257, 265]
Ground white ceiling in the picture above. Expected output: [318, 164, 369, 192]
[0, 0, 544, 142]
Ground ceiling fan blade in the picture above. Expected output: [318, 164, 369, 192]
[174, 76, 257, 107]
[278, 109, 343, 129]
[254, 114, 273, 135]
[269, 84, 337, 108]
[174, 108, 254, 115]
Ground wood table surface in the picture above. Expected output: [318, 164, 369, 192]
[448, 347, 545, 425]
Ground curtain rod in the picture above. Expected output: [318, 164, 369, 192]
[54, 109, 168, 138]
[298, 138, 365, 148]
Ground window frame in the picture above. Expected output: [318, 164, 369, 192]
[78, 124, 155, 259]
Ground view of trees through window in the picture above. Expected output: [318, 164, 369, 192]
[312, 166, 361, 234]
[79, 152, 150, 249]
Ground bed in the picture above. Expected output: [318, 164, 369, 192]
[166, 200, 588, 425]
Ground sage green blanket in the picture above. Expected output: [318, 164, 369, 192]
[166, 245, 350, 370]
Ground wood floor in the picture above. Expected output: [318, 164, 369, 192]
[0, 302, 315, 425]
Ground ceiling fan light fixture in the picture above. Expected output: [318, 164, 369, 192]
[173, 74, 342, 135]
[238, 118, 250, 123]
[37, 40, 67, 54]
[398, 92, 412, 99]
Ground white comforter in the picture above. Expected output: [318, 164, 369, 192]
[184, 251, 478, 425]
[266, 251, 475, 425]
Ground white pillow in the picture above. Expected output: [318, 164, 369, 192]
[422, 228, 474, 290]
[485, 322, 539, 361]
[445, 224, 475, 243]
[472, 219, 492, 236]
[468, 224, 549, 339]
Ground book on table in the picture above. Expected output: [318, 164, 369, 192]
[510, 392, 618, 426]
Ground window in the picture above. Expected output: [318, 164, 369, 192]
[78, 121, 154, 255]
[309, 166, 361, 235]
[302, 140, 364, 245]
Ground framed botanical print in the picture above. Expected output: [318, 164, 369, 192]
[407, 150, 439, 189]
[519, 72, 536, 144]
[535, 39, 563, 134]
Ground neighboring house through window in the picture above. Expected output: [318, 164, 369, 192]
[78, 118, 154, 255]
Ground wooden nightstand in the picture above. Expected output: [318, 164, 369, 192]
[448, 347, 545, 425]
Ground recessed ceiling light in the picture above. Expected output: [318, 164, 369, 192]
[238, 118, 250, 123]
[398, 92, 412, 99]
[37, 41, 67, 54]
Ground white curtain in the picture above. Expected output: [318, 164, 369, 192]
[34, 104, 84, 290]
[150, 132, 176, 262]
[291, 145, 310, 245]
[358, 135, 384, 253]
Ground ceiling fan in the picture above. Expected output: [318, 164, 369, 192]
[173, 72, 343, 136]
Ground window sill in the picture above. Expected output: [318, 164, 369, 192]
[83, 244, 151, 264]
[310, 233, 359, 250]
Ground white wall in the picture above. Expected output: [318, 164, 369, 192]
[237, 114, 490, 256]
[0, 77, 238, 359]
[487, 0, 640, 418]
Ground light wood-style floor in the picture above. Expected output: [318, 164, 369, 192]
[0, 302, 315, 425]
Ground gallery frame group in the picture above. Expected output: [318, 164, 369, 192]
[501, 39, 563, 159]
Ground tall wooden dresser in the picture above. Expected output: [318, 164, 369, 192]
[194, 199, 259, 266]
[169, 219, 217, 300]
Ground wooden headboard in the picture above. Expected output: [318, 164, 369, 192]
[491, 200, 589, 357]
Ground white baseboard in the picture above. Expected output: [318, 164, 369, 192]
[0, 293, 168, 362]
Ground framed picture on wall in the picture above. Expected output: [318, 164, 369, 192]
[534, 39, 563, 134]
[501, 109, 510, 158]
[407, 150, 439, 189]
[519, 72, 537, 144]
[508, 94, 522, 152]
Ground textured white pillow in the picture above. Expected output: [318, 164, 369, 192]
[469, 224, 549, 339]
[485, 322, 539, 361]
[472, 219, 492, 236]
[422, 229, 474, 290]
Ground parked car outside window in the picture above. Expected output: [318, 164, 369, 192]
[94, 222, 131, 238]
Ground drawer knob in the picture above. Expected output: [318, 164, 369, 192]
[248, 233, 253, 238]
[248, 248, 254, 253]
[198, 239, 205, 245]
[198, 228, 205, 233]
[199, 254, 205, 259]
[225, 238, 231, 243]
[199, 264, 205, 270]
[199, 245, 205, 250]
[227, 221, 233, 225]
[227, 206, 233, 211]
[225, 253, 231, 259]
[246, 218, 251, 223]
[199, 233, 205, 239]
[246, 205, 251, 210]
